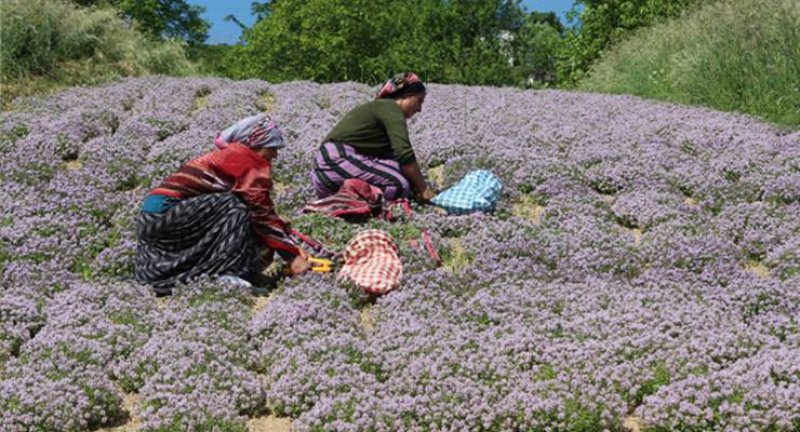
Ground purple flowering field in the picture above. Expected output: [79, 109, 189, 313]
[1, 77, 799, 432]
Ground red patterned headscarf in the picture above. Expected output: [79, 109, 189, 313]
[376, 72, 426, 99]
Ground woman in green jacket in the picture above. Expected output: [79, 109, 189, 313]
[310, 72, 435, 203]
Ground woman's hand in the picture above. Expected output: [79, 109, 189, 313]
[414, 188, 435, 203]
[287, 252, 312, 276]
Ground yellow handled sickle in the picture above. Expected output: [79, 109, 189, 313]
[309, 257, 335, 273]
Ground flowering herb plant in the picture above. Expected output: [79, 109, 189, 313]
[0, 77, 798, 431]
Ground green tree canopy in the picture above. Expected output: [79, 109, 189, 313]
[233, 0, 546, 86]
[511, 13, 563, 86]
[528, 11, 564, 34]
[72, 0, 209, 44]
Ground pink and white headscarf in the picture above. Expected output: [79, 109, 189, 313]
[214, 114, 286, 150]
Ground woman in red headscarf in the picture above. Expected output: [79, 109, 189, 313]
[135, 114, 310, 294]
[310, 72, 435, 203]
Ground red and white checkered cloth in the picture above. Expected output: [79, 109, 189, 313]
[337, 229, 402, 295]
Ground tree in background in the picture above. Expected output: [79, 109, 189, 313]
[250, 0, 273, 21]
[557, 0, 697, 84]
[511, 11, 564, 87]
[230, 0, 549, 86]
[528, 11, 565, 34]
[376, 0, 527, 85]
[232, 0, 384, 82]
[72, 0, 209, 44]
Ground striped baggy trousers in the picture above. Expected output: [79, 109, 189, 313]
[135, 192, 263, 295]
[311, 142, 411, 201]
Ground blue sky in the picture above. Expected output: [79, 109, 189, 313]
[186, 0, 576, 45]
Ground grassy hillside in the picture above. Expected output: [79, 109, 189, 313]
[0, 0, 195, 108]
[579, 0, 800, 127]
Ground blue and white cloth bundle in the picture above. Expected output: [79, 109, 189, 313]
[431, 170, 503, 215]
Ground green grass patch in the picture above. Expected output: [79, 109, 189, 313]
[580, 0, 800, 127]
[1, 0, 195, 109]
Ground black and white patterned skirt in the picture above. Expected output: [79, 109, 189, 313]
[135, 193, 263, 294]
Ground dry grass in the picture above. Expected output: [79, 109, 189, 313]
[745, 260, 771, 278]
[427, 165, 446, 190]
[253, 295, 272, 315]
[189, 94, 209, 117]
[155, 296, 171, 310]
[65, 160, 83, 170]
[260, 91, 276, 113]
[97, 393, 142, 432]
[623, 415, 643, 432]
[247, 416, 292, 432]
[619, 227, 644, 246]
[512, 195, 546, 224]
[600, 194, 616, 204]
[441, 238, 471, 274]
[360, 305, 375, 331]
[273, 181, 289, 195]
